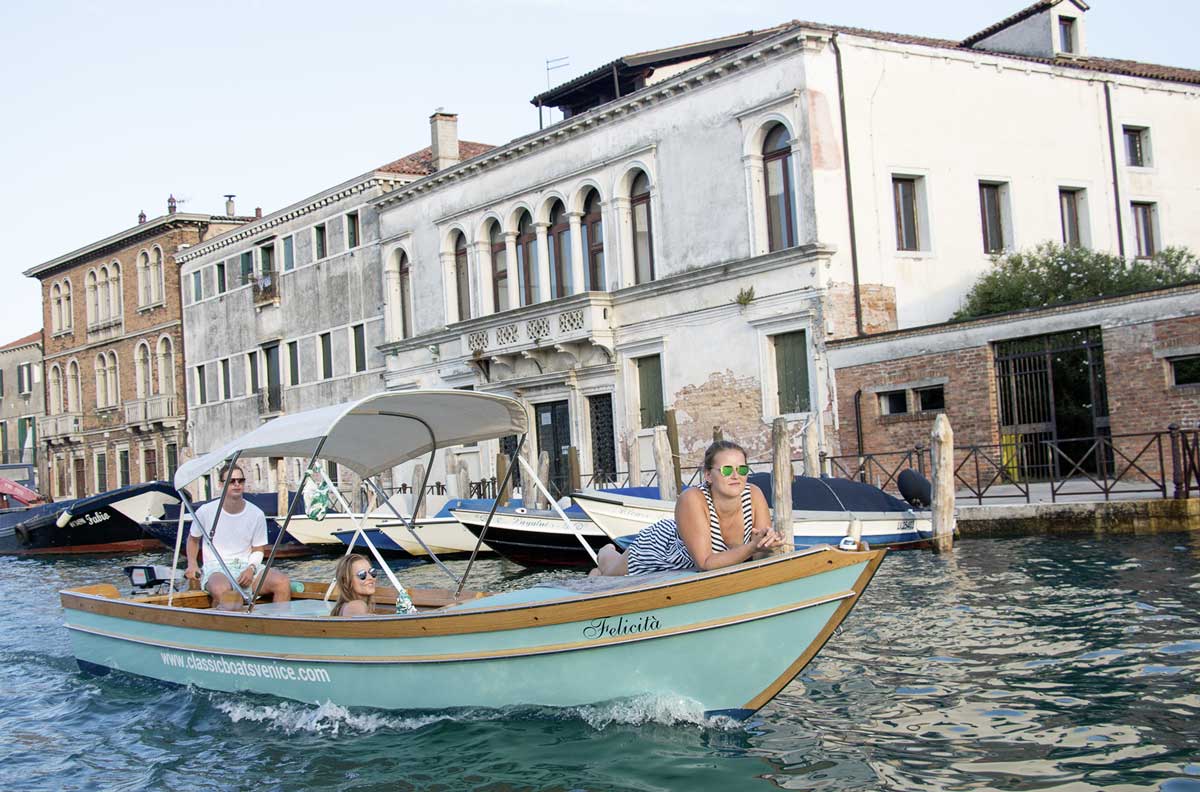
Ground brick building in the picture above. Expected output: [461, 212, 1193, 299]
[23, 199, 251, 498]
[827, 284, 1200, 486]
[0, 331, 44, 487]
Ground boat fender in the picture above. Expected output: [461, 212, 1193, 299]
[897, 469, 932, 508]
[515, 507, 527, 514]
[14, 522, 31, 545]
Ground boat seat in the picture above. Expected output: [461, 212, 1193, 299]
[246, 599, 334, 617]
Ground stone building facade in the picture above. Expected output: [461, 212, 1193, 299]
[176, 120, 492, 497]
[0, 331, 44, 487]
[367, 1, 1200, 495]
[24, 202, 250, 498]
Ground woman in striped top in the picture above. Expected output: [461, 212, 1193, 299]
[593, 440, 784, 576]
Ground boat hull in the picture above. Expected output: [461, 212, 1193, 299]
[451, 508, 608, 568]
[574, 491, 936, 551]
[61, 547, 884, 717]
[0, 483, 178, 555]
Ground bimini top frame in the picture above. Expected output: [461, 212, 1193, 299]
[169, 390, 530, 607]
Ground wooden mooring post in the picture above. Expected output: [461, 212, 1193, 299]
[664, 409, 683, 494]
[624, 431, 641, 488]
[930, 414, 955, 553]
[411, 463, 427, 519]
[495, 453, 511, 504]
[536, 450, 551, 509]
[803, 420, 820, 478]
[652, 426, 679, 501]
[567, 446, 581, 492]
[771, 417, 793, 555]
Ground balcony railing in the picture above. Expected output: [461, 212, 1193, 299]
[252, 271, 278, 306]
[125, 395, 179, 427]
[257, 384, 283, 415]
[39, 412, 82, 441]
[460, 294, 614, 366]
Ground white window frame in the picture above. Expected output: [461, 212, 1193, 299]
[977, 177, 1015, 256]
[889, 170, 934, 256]
[751, 314, 818, 422]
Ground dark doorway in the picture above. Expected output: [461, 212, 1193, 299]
[144, 448, 158, 482]
[263, 343, 282, 412]
[535, 400, 571, 498]
[73, 458, 86, 497]
[994, 327, 1110, 480]
[588, 393, 616, 485]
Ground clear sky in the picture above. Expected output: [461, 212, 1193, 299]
[2, 0, 1196, 345]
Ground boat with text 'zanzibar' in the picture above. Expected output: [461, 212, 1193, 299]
[60, 391, 884, 718]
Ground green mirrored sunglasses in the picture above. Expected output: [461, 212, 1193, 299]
[718, 464, 750, 477]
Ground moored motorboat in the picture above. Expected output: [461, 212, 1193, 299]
[450, 503, 609, 568]
[60, 390, 885, 718]
[144, 492, 313, 558]
[2, 481, 177, 555]
[334, 499, 495, 557]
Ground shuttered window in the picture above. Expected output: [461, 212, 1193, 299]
[774, 331, 810, 414]
[636, 355, 665, 429]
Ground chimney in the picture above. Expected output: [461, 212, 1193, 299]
[224, 194, 236, 217]
[255, 206, 263, 219]
[167, 195, 177, 214]
[137, 210, 147, 224]
[430, 111, 460, 172]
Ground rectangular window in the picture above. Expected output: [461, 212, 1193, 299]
[247, 351, 260, 393]
[773, 331, 811, 414]
[17, 363, 32, 395]
[216, 262, 227, 294]
[288, 341, 299, 386]
[892, 177, 920, 251]
[314, 224, 327, 260]
[879, 390, 908, 415]
[144, 448, 158, 482]
[283, 235, 295, 271]
[1124, 126, 1149, 167]
[320, 332, 333, 379]
[195, 365, 207, 405]
[166, 443, 178, 480]
[95, 453, 107, 492]
[192, 271, 203, 303]
[259, 244, 275, 276]
[220, 358, 231, 400]
[346, 211, 360, 249]
[1132, 202, 1157, 258]
[0, 423, 7, 458]
[1058, 17, 1075, 53]
[1059, 189, 1082, 247]
[352, 324, 366, 373]
[1171, 355, 1200, 386]
[240, 251, 254, 284]
[118, 449, 130, 487]
[916, 385, 945, 412]
[979, 182, 1006, 254]
[0, 369, 4, 396]
[636, 355, 665, 429]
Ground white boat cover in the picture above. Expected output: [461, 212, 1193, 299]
[174, 390, 527, 488]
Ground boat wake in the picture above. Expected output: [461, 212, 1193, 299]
[212, 693, 741, 734]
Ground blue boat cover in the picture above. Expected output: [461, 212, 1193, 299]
[746, 473, 911, 513]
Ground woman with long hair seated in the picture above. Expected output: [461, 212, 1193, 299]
[594, 440, 785, 576]
[331, 553, 378, 616]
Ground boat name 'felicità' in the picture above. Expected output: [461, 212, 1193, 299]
[582, 615, 661, 639]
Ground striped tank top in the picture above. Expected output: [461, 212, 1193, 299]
[625, 482, 754, 575]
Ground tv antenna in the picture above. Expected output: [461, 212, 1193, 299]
[540, 56, 570, 129]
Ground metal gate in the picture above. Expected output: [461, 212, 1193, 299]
[588, 393, 616, 486]
[994, 327, 1110, 481]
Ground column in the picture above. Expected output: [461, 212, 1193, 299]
[743, 153, 768, 257]
[567, 211, 585, 293]
[534, 222, 552, 302]
[611, 196, 634, 289]
[474, 241, 494, 315]
[504, 232, 520, 310]
[383, 253, 402, 342]
[440, 250, 458, 322]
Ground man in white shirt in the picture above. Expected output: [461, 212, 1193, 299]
[184, 464, 292, 610]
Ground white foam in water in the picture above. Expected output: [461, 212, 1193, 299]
[212, 693, 740, 734]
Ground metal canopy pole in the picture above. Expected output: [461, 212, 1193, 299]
[181, 452, 250, 605]
[516, 453, 599, 564]
[366, 473, 459, 586]
[456, 433, 526, 598]
[247, 438, 326, 612]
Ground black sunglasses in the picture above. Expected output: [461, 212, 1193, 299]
[225, 477, 246, 485]
[355, 568, 380, 581]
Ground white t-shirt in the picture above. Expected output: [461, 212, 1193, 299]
[190, 499, 268, 565]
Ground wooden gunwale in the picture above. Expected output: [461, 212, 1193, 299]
[742, 546, 887, 710]
[65, 589, 856, 664]
[60, 547, 878, 639]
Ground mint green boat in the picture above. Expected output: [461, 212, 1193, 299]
[61, 391, 884, 719]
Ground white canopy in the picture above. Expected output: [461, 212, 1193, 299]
[174, 390, 527, 489]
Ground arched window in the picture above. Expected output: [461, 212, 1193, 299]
[397, 251, 413, 339]
[156, 337, 175, 396]
[547, 201, 570, 299]
[61, 280, 72, 329]
[135, 343, 152, 399]
[95, 354, 108, 408]
[67, 360, 80, 412]
[515, 211, 537, 306]
[489, 222, 509, 312]
[85, 271, 98, 325]
[630, 171, 654, 284]
[453, 232, 471, 322]
[48, 365, 62, 415]
[108, 263, 122, 319]
[51, 284, 62, 333]
[763, 124, 796, 251]
[137, 250, 151, 306]
[581, 190, 605, 291]
[106, 351, 119, 407]
[97, 266, 110, 321]
[151, 248, 164, 304]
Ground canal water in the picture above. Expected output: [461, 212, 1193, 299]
[2, 534, 1198, 791]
